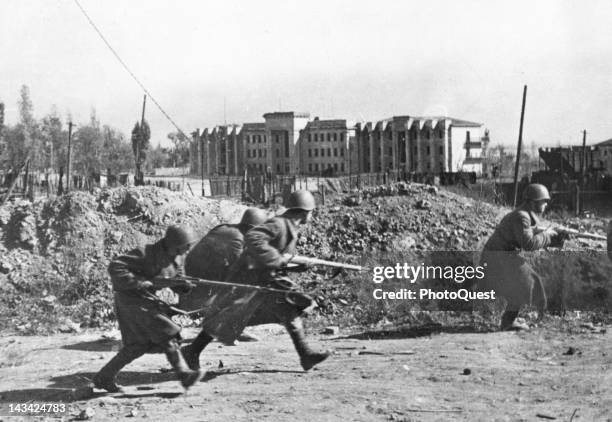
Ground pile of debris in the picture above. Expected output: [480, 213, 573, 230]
[0, 187, 246, 334]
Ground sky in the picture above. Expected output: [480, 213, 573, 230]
[1, 0, 612, 148]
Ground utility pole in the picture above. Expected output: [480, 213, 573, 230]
[137, 95, 147, 186]
[512, 85, 527, 207]
[66, 121, 74, 193]
[580, 130, 587, 188]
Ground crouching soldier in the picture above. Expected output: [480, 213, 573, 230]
[93, 226, 203, 393]
[479, 184, 565, 330]
[183, 190, 331, 371]
[179, 207, 268, 368]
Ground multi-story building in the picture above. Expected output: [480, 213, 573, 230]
[298, 118, 357, 176]
[191, 111, 489, 176]
[355, 116, 488, 174]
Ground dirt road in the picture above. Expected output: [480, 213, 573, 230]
[1, 322, 611, 422]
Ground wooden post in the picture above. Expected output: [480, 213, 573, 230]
[66, 122, 74, 193]
[513, 85, 527, 207]
[580, 130, 587, 188]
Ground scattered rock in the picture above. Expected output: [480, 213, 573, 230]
[462, 368, 471, 375]
[76, 407, 95, 420]
[323, 326, 340, 335]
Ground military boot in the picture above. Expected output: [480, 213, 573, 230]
[93, 348, 143, 393]
[166, 348, 204, 389]
[500, 310, 522, 331]
[180, 331, 213, 370]
[285, 318, 331, 371]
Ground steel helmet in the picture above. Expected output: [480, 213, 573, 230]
[164, 225, 196, 249]
[523, 183, 551, 202]
[240, 208, 268, 227]
[286, 190, 316, 211]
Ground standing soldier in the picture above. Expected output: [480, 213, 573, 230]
[480, 184, 564, 330]
[182, 190, 331, 371]
[179, 207, 268, 368]
[93, 226, 203, 393]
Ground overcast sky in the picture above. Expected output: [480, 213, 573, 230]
[2, 0, 612, 148]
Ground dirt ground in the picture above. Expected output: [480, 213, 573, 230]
[1, 321, 610, 422]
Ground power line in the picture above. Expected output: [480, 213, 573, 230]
[72, 0, 190, 139]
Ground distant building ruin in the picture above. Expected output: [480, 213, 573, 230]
[190, 111, 490, 177]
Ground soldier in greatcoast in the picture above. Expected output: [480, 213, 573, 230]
[480, 184, 565, 331]
[92, 226, 203, 393]
[178, 207, 269, 368]
[181, 190, 331, 371]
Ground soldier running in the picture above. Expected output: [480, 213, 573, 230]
[178, 207, 268, 365]
[93, 226, 203, 393]
[480, 184, 565, 330]
[181, 190, 331, 371]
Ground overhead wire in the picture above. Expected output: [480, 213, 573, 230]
[72, 0, 191, 139]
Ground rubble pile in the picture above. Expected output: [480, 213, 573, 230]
[302, 183, 501, 258]
[0, 187, 246, 334]
[0, 182, 609, 333]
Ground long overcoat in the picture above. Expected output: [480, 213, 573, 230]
[109, 240, 184, 351]
[480, 205, 552, 311]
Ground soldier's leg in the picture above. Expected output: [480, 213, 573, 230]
[531, 273, 547, 321]
[163, 339, 204, 389]
[284, 317, 331, 371]
[180, 330, 213, 370]
[500, 309, 520, 330]
[93, 344, 148, 393]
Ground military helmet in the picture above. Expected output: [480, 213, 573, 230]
[523, 183, 551, 202]
[164, 225, 196, 249]
[286, 190, 316, 211]
[240, 208, 268, 227]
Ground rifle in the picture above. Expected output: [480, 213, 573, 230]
[151, 275, 301, 295]
[536, 225, 607, 241]
[288, 255, 367, 271]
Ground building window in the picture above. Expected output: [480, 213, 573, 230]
[414, 146, 418, 155]
[333, 133, 337, 141]
[341, 163, 345, 172]
[264, 150, 267, 158]
[426, 131, 430, 140]
[341, 148, 345, 157]
[426, 146, 431, 155]
[308, 134, 312, 142]
[308, 149, 312, 157]
[285, 163, 289, 173]
[327, 148, 331, 156]
[309, 163, 312, 172]
[334, 148, 338, 157]
[466, 131, 471, 142]
[334, 163, 338, 171]
[439, 146, 443, 155]
[247, 150, 250, 158]
[277, 164, 280, 172]
[427, 163, 431, 170]
[276, 149, 280, 157]
[320, 148, 324, 156]
[275, 135, 279, 143]
[340, 133, 344, 142]
[389, 147, 392, 156]
[315, 164, 319, 172]
[327, 133, 331, 141]
[439, 162, 444, 170]
[314, 149, 318, 157]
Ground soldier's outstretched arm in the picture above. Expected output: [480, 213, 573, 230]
[514, 213, 552, 251]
